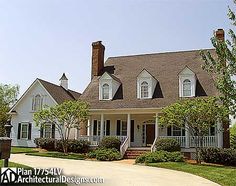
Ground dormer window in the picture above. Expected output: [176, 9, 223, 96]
[102, 84, 110, 100]
[99, 72, 121, 101]
[179, 66, 196, 97]
[137, 69, 157, 99]
[141, 81, 149, 98]
[183, 79, 191, 97]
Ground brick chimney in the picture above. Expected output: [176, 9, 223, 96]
[215, 29, 225, 41]
[91, 41, 105, 79]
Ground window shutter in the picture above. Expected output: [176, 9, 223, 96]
[17, 123, 21, 139]
[116, 120, 121, 135]
[28, 123, 32, 140]
[106, 120, 110, 136]
[52, 124, 55, 138]
[40, 125, 44, 138]
[167, 126, 172, 136]
[93, 120, 97, 136]
[131, 120, 134, 142]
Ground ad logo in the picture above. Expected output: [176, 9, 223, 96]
[0, 168, 18, 183]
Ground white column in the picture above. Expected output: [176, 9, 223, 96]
[127, 113, 131, 147]
[217, 120, 223, 148]
[100, 114, 104, 140]
[87, 117, 91, 137]
[155, 113, 159, 139]
[185, 122, 190, 148]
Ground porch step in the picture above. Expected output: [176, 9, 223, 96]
[124, 148, 151, 159]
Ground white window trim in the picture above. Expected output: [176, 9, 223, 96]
[170, 126, 185, 136]
[182, 79, 192, 97]
[93, 120, 110, 136]
[44, 124, 52, 138]
[102, 84, 110, 100]
[140, 81, 149, 99]
[117, 120, 127, 136]
[21, 123, 29, 139]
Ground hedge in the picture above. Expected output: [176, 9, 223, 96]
[155, 138, 181, 152]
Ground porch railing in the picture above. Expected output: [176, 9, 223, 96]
[159, 136, 217, 148]
[120, 136, 129, 158]
[151, 137, 158, 152]
[159, 136, 186, 147]
[190, 136, 216, 147]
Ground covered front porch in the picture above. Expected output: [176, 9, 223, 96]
[77, 109, 224, 152]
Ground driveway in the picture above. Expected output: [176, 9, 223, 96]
[10, 154, 219, 186]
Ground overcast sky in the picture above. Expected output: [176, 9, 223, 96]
[0, 0, 234, 96]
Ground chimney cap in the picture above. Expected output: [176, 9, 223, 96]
[59, 73, 68, 80]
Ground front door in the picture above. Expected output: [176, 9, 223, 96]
[146, 124, 155, 146]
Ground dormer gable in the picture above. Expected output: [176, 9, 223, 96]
[178, 66, 196, 97]
[137, 69, 157, 99]
[99, 72, 121, 100]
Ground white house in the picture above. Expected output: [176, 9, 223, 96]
[9, 74, 81, 147]
[79, 29, 230, 159]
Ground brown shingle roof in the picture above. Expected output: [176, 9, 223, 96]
[80, 49, 218, 109]
[38, 79, 81, 104]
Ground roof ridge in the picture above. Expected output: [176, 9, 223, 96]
[107, 48, 215, 60]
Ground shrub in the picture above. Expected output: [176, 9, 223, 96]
[87, 148, 121, 161]
[55, 139, 90, 153]
[99, 136, 121, 151]
[34, 138, 56, 151]
[155, 138, 181, 152]
[135, 150, 184, 164]
[201, 147, 236, 166]
[95, 148, 121, 161]
[35, 138, 90, 153]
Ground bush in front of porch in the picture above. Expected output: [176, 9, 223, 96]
[98, 136, 121, 151]
[155, 138, 181, 152]
[87, 148, 121, 161]
[135, 150, 184, 164]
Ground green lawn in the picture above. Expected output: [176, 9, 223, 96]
[26, 151, 86, 160]
[147, 162, 236, 186]
[11, 146, 38, 154]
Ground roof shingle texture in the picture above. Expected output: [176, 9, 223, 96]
[80, 49, 218, 109]
[38, 79, 81, 104]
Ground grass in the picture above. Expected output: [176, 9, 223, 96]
[147, 162, 236, 186]
[26, 151, 86, 160]
[11, 147, 38, 154]
[0, 160, 66, 186]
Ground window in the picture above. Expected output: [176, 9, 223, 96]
[167, 126, 185, 136]
[102, 84, 110, 100]
[32, 94, 42, 111]
[183, 79, 191, 97]
[44, 124, 52, 138]
[21, 123, 28, 139]
[141, 81, 149, 98]
[116, 120, 127, 136]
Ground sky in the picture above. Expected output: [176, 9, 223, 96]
[0, 0, 235, 96]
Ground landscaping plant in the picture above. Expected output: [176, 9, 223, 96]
[155, 138, 181, 152]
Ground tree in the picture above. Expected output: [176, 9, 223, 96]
[200, 1, 236, 117]
[33, 100, 90, 153]
[159, 97, 228, 164]
[230, 123, 236, 149]
[0, 84, 19, 136]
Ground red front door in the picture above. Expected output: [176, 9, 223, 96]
[146, 124, 155, 146]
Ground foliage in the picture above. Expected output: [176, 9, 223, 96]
[87, 148, 121, 161]
[0, 84, 19, 136]
[34, 138, 90, 153]
[34, 138, 56, 151]
[34, 100, 90, 153]
[135, 150, 184, 164]
[99, 136, 121, 151]
[230, 123, 236, 149]
[201, 147, 236, 166]
[26, 152, 86, 160]
[159, 97, 228, 164]
[155, 138, 181, 152]
[55, 139, 90, 153]
[147, 162, 236, 186]
[200, 2, 236, 117]
[11, 147, 38, 154]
